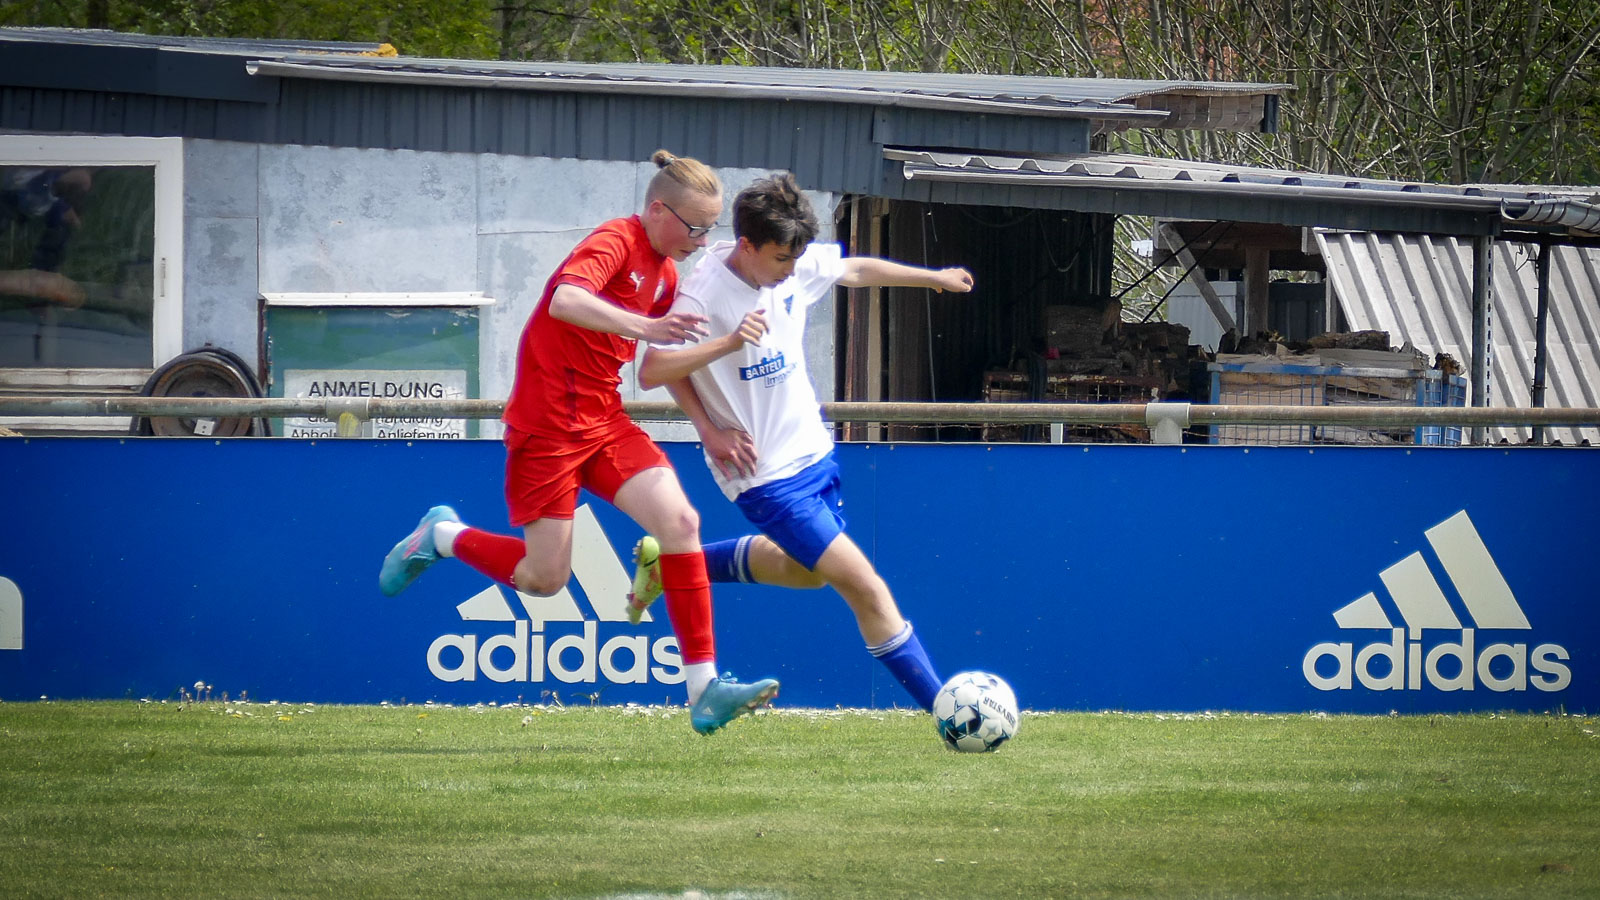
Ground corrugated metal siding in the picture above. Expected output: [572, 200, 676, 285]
[1319, 231, 1600, 445]
[5, 74, 1078, 196]
[2, 28, 1279, 180]
[0, 86, 273, 142]
[271, 82, 1092, 191]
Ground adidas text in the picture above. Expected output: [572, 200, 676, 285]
[428, 620, 684, 685]
[1303, 628, 1570, 692]
[423, 504, 682, 685]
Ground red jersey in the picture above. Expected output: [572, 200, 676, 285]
[503, 216, 677, 437]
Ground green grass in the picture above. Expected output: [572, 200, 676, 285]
[0, 701, 1595, 899]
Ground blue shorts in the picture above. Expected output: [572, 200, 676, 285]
[734, 452, 846, 570]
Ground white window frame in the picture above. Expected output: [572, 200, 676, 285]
[0, 135, 184, 431]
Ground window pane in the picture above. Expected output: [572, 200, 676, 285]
[0, 165, 156, 368]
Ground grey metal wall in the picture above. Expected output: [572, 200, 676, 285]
[178, 139, 838, 439]
[1319, 231, 1600, 445]
[5, 79, 1091, 200]
[2, 86, 274, 142]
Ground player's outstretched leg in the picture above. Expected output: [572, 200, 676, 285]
[867, 621, 942, 711]
[690, 675, 780, 735]
[626, 535, 663, 625]
[378, 505, 460, 596]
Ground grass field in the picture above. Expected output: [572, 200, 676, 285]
[0, 700, 1596, 899]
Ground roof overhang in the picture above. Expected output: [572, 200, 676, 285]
[246, 59, 1171, 123]
[888, 149, 1600, 239]
[2, 28, 1293, 135]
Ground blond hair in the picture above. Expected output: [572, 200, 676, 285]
[645, 149, 721, 205]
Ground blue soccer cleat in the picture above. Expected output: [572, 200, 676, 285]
[690, 674, 780, 734]
[378, 505, 459, 596]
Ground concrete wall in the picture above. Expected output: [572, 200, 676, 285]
[182, 140, 840, 440]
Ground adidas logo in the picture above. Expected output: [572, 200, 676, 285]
[426, 505, 684, 686]
[1, 576, 20, 651]
[1303, 510, 1571, 693]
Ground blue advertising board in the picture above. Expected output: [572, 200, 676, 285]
[0, 437, 1593, 713]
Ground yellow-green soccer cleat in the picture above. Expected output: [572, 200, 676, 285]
[626, 535, 663, 625]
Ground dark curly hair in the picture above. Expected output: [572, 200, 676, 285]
[732, 172, 818, 252]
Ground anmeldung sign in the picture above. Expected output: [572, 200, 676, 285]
[281, 368, 468, 438]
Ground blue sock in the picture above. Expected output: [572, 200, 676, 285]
[867, 621, 942, 711]
[702, 535, 756, 583]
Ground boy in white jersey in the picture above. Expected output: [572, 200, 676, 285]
[634, 172, 973, 710]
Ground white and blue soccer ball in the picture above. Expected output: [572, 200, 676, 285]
[932, 671, 1019, 752]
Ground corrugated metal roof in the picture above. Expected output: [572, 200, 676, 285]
[891, 149, 1589, 208]
[887, 149, 1600, 236]
[1318, 232, 1600, 445]
[1, 27, 1292, 127]
[0, 25, 389, 56]
[249, 58, 1164, 122]
[254, 56, 1289, 109]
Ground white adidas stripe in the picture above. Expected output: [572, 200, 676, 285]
[0, 576, 20, 650]
[1332, 510, 1529, 631]
[454, 503, 648, 626]
[1425, 510, 1530, 629]
[1380, 551, 1462, 635]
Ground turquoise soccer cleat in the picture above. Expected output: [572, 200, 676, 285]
[690, 675, 780, 734]
[378, 505, 459, 596]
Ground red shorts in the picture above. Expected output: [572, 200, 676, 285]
[503, 419, 670, 526]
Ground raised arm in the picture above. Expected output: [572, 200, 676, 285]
[549, 282, 708, 344]
[836, 258, 974, 293]
[637, 308, 768, 390]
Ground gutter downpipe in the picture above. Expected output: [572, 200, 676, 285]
[1469, 234, 1494, 445]
[1532, 241, 1552, 445]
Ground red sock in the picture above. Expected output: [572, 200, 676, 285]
[659, 551, 715, 665]
[451, 528, 525, 589]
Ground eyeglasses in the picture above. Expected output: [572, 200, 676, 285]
[660, 201, 716, 238]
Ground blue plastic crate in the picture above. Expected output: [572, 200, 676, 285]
[1415, 370, 1468, 446]
[1207, 361, 1465, 446]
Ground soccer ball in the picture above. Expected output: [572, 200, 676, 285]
[932, 671, 1019, 752]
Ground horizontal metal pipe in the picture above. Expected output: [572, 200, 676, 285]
[5, 396, 1600, 429]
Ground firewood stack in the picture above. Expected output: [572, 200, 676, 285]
[980, 298, 1204, 441]
[1038, 298, 1198, 396]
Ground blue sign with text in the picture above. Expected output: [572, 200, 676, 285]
[0, 438, 1593, 713]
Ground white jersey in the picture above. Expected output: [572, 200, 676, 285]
[664, 241, 846, 500]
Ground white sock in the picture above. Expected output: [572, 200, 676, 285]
[433, 521, 467, 557]
[683, 662, 719, 705]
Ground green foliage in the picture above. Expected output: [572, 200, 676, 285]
[0, 701, 1597, 898]
[0, 0, 498, 59]
[485, 0, 1600, 185]
[6, 0, 1599, 184]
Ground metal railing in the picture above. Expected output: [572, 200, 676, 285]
[4, 395, 1599, 444]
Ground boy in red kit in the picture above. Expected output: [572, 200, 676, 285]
[379, 150, 779, 734]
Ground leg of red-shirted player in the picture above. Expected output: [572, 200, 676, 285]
[660, 549, 781, 735]
[378, 505, 463, 596]
[658, 550, 718, 701]
[441, 523, 523, 589]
